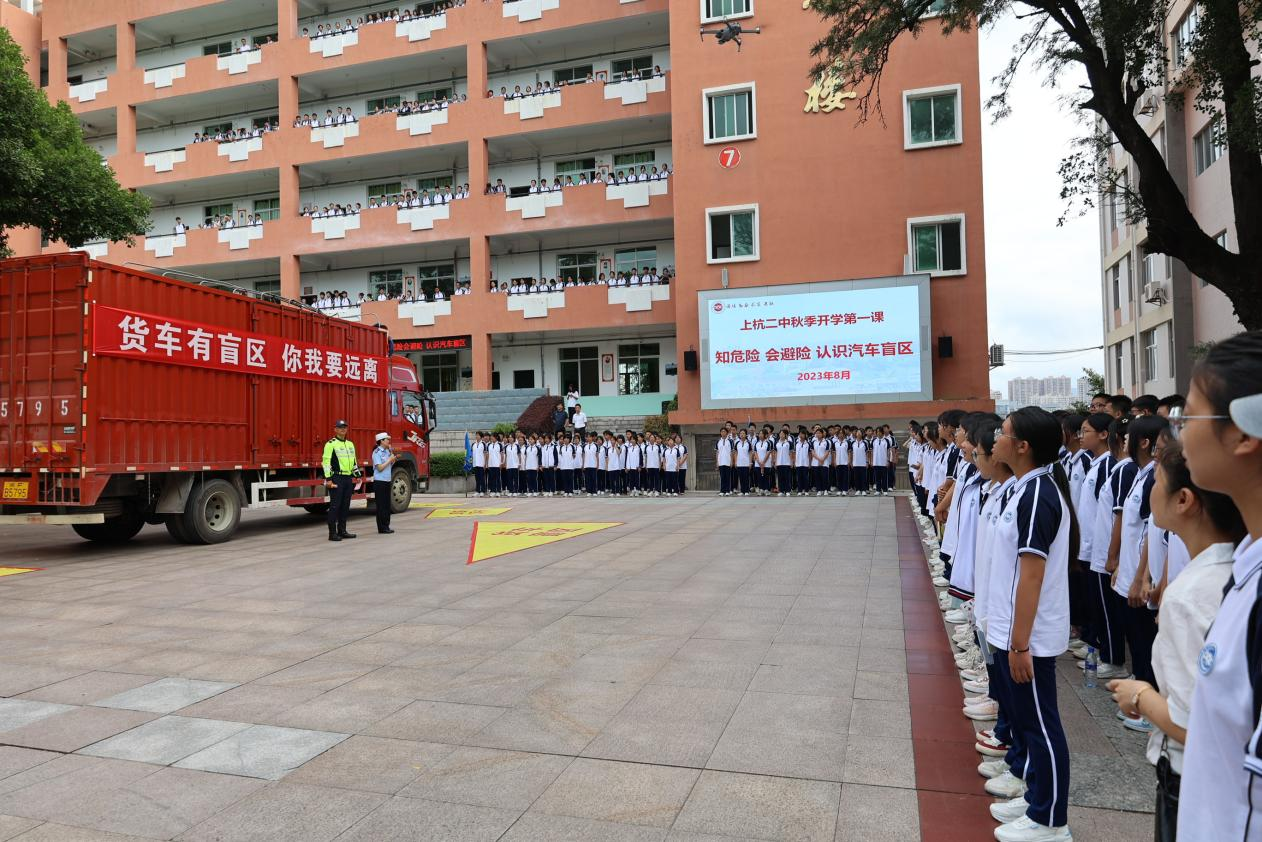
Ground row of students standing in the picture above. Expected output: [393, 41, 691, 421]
[713, 423, 897, 497]
[469, 429, 689, 497]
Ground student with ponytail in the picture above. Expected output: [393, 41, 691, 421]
[1073, 413, 1115, 664]
[1170, 330, 1262, 842]
[1089, 417, 1132, 678]
[984, 406, 1076, 842]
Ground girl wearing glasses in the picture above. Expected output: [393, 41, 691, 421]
[983, 407, 1080, 842]
[1109, 414, 1171, 732]
[1167, 330, 1262, 841]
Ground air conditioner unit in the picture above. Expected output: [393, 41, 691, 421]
[1143, 281, 1167, 304]
[989, 343, 1005, 369]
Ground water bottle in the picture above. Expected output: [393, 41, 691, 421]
[1084, 646, 1098, 689]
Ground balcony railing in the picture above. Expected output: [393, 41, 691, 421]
[502, 0, 560, 23]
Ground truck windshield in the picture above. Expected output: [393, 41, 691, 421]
[401, 391, 425, 428]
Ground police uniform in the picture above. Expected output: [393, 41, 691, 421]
[322, 424, 358, 540]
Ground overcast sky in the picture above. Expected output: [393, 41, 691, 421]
[977, 14, 1105, 394]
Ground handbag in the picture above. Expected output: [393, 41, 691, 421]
[1153, 737, 1179, 842]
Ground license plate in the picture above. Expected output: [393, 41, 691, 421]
[1, 481, 31, 501]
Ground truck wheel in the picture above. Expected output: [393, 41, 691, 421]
[302, 503, 330, 516]
[165, 515, 193, 544]
[72, 509, 145, 544]
[389, 467, 414, 514]
[181, 479, 241, 544]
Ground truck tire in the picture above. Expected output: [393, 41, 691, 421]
[302, 503, 330, 516]
[181, 479, 241, 544]
[72, 509, 145, 544]
[165, 515, 193, 544]
[390, 467, 414, 514]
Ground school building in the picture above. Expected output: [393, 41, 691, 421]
[5, 0, 992, 433]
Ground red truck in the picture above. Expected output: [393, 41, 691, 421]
[0, 253, 435, 544]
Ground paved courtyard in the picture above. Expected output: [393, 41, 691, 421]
[0, 493, 1152, 841]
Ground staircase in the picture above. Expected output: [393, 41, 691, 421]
[583, 415, 656, 433]
[428, 389, 545, 451]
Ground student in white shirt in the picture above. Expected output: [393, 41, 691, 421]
[1166, 332, 1262, 842]
[644, 434, 662, 496]
[662, 435, 681, 496]
[753, 432, 773, 496]
[1091, 418, 1134, 674]
[571, 404, 587, 441]
[715, 429, 734, 496]
[487, 434, 504, 495]
[539, 433, 557, 496]
[774, 431, 793, 498]
[1105, 439, 1245, 839]
[521, 434, 540, 496]
[472, 431, 489, 496]
[625, 433, 643, 496]
[732, 429, 753, 496]
[674, 435, 688, 495]
[985, 407, 1078, 841]
[871, 430, 890, 494]
[793, 431, 812, 496]
[581, 433, 600, 495]
[601, 433, 621, 496]
[810, 430, 831, 497]
[850, 429, 870, 495]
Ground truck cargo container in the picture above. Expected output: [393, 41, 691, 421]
[0, 253, 435, 544]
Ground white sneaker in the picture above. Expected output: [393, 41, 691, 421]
[994, 815, 1072, 841]
[963, 678, 990, 694]
[965, 698, 998, 718]
[976, 732, 1010, 757]
[964, 694, 994, 707]
[932, 576, 950, 588]
[1067, 638, 1086, 651]
[978, 758, 1009, 779]
[989, 796, 1028, 824]
[984, 771, 1027, 799]
[1095, 663, 1130, 679]
[944, 608, 968, 624]
[960, 667, 987, 681]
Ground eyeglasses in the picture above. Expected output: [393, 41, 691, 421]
[992, 427, 1015, 442]
[1167, 407, 1229, 437]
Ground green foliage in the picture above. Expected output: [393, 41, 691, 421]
[491, 422, 517, 436]
[1082, 368, 1106, 396]
[0, 29, 150, 256]
[516, 396, 561, 435]
[429, 451, 467, 478]
[662, 395, 679, 413]
[644, 414, 673, 440]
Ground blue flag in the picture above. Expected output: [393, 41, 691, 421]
[463, 432, 473, 474]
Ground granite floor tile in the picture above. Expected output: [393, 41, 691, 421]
[707, 691, 849, 781]
[0, 749, 58, 784]
[399, 747, 572, 809]
[0, 815, 39, 841]
[0, 665, 86, 699]
[175, 683, 325, 722]
[174, 724, 348, 780]
[287, 735, 456, 795]
[842, 733, 917, 789]
[15, 673, 158, 707]
[335, 796, 520, 842]
[364, 700, 505, 745]
[92, 678, 237, 714]
[79, 715, 250, 766]
[672, 770, 840, 842]
[499, 812, 668, 841]
[531, 758, 698, 829]
[175, 781, 385, 842]
[4, 823, 157, 842]
[0, 701, 76, 734]
[0, 706, 157, 753]
[834, 783, 920, 842]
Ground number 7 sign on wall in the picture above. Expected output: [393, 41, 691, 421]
[718, 146, 741, 169]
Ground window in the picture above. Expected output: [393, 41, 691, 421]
[420, 352, 460, 393]
[417, 262, 455, 299]
[923, 0, 948, 15]
[702, 0, 752, 21]
[908, 215, 964, 275]
[203, 121, 234, 137]
[704, 84, 755, 143]
[1141, 249, 1167, 287]
[557, 252, 598, 282]
[513, 370, 536, 389]
[553, 64, 593, 84]
[368, 181, 402, 201]
[1113, 343, 1124, 389]
[554, 157, 597, 182]
[1109, 262, 1122, 310]
[613, 151, 656, 171]
[707, 205, 759, 263]
[252, 33, 277, 47]
[253, 198, 279, 222]
[560, 346, 600, 396]
[1167, 323, 1176, 377]
[252, 114, 278, 130]
[417, 86, 452, 103]
[254, 279, 280, 294]
[615, 247, 657, 275]
[1141, 329, 1158, 382]
[202, 41, 234, 57]
[369, 268, 404, 298]
[203, 202, 234, 226]
[611, 55, 654, 79]
[904, 85, 961, 148]
[618, 343, 660, 395]
[367, 95, 401, 112]
[415, 176, 447, 192]
[1193, 121, 1223, 175]
[1174, 5, 1199, 68]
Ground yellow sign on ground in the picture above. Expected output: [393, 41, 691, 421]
[0, 567, 41, 577]
[466, 522, 622, 565]
[427, 507, 511, 520]
[409, 500, 470, 509]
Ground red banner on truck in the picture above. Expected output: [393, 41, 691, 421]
[92, 305, 389, 389]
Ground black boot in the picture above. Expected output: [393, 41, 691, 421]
[328, 529, 341, 542]
[338, 531, 357, 539]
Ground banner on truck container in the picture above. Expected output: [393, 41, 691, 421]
[92, 305, 389, 389]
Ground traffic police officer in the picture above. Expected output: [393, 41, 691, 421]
[322, 420, 358, 541]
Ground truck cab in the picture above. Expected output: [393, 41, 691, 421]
[382, 357, 436, 504]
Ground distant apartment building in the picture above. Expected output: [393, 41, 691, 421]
[1007, 375, 1071, 405]
[1097, 0, 1243, 398]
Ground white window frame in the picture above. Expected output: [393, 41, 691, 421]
[902, 84, 963, 150]
[705, 203, 760, 265]
[701, 0, 753, 24]
[702, 82, 757, 145]
[906, 213, 966, 277]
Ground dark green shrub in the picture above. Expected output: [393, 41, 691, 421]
[429, 451, 468, 478]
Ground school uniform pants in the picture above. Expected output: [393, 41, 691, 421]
[852, 466, 868, 492]
[605, 471, 621, 494]
[983, 651, 1022, 778]
[1067, 562, 1089, 633]
[1123, 604, 1158, 685]
[828, 465, 838, 491]
[646, 468, 660, 492]
[584, 468, 598, 494]
[560, 469, 574, 494]
[776, 466, 792, 494]
[474, 466, 486, 494]
[505, 468, 519, 494]
[873, 465, 888, 492]
[373, 480, 392, 531]
[811, 465, 828, 492]
[626, 469, 638, 492]
[757, 466, 772, 492]
[838, 465, 850, 493]
[665, 471, 679, 494]
[718, 465, 733, 495]
[736, 466, 751, 494]
[992, 651, 1070, 829]
[795, 466, 810, 493]
[542, 469, 556, 494]
[525, 471, 539, 494]
[488, 468, 501, 493]
[1089, 570, 1126, 666]
[678, 470, 686, 493]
